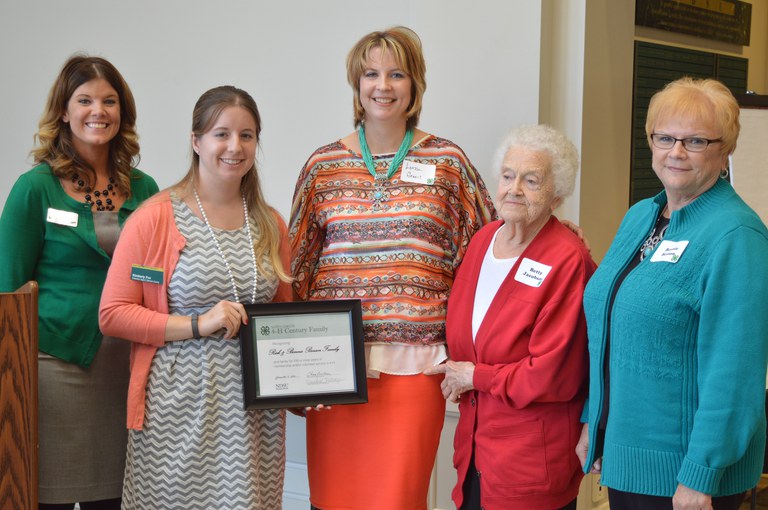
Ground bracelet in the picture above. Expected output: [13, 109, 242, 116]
[191, 313, 201, 339]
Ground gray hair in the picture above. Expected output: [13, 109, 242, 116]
[492, 124, 579, 199]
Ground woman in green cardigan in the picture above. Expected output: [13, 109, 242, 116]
[576, 77, 768, 510]
[0, 55, 158, 510]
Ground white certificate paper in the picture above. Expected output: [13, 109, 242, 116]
[254, 312, 355, 397]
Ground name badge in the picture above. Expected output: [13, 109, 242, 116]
[514, 257, 552, 288]
[650, 240, 689, 263]
[401, 160, 436, 185]
[46, 207, 78, 227]
[131, 264, 164, 284]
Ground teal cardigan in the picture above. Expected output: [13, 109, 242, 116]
[0, 163, 158, 366]
[582, 178, 768, 497]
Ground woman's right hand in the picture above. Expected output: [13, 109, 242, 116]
[561, 219, 592, 253]
[575, 423, 602, 474]
[199, 300, 248, 339]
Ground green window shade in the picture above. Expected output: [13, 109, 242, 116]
[630, 42, 747, 205]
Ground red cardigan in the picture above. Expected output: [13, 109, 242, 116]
[99, 191, 292, 429]
[447, 217, 596, 509]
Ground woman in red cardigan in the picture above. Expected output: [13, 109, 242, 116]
[426, 125, 596, 510]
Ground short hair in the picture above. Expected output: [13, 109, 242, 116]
[492, 124, 580, 199]
[645, 77, 740, 156]
[346, 26, 426, 130]
[175, 85, 290, 283]
[30, 54, 139, 196]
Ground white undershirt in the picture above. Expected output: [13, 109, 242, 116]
[365, 343, 447, 378]
[472, 226, 518, 341]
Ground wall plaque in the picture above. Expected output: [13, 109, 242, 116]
[636, 0, 751, 46]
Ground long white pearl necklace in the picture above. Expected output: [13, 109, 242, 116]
[193, 188, 258, 304]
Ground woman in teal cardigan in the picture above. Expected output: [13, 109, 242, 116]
[575, 77, 768, 510]
[0, 55, 157, 510]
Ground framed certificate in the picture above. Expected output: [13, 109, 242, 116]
[240, 299, 367, 409]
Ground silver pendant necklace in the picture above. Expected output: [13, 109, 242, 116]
[193, 188, 258, 303]
[639, 204, 669, 261]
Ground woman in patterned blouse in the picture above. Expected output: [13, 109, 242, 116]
[290, 26, 495, 510]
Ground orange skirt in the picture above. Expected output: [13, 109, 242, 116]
[306, 372, 446, 510]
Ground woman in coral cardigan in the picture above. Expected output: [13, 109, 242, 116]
[100, 86, 292, 509]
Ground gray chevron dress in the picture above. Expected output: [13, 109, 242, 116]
[121, 194, 286, 510]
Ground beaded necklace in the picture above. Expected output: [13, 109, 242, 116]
[358, 126, 413, 207]
[193, 189, 258, 304]
[72, 173, 118, 211]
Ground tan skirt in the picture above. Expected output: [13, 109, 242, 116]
[38, 335, 130, 503]
[306, 372, 446, 510]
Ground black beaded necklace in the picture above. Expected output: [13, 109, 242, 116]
[72, 174, 118, 211]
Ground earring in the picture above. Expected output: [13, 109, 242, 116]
[720, 168, 729, 179]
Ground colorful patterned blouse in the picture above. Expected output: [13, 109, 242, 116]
[290, 134, 495, 348]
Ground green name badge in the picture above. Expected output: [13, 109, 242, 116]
[130, 264, 164, 284]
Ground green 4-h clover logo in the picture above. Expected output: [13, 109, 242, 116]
[260, 326, 271, 336]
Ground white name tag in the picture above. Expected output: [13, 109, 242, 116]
[514, 257, 552, 287]
[401, 160, 436, 185]
[46, 207, 78, 227]
[650, 240, 689, 263]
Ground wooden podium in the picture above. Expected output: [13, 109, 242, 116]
[0, 281, 38, 510]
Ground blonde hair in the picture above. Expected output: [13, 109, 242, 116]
[645, 77, 740, 156]
[30, 54, 139, 196]
[174, 86, 291, 283]
[346, 26, 426, 130]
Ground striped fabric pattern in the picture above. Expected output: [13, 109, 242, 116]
[290, 135, 495, 347]
[122, 195, 285, 510]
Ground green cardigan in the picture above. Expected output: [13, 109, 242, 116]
[582, 178, 768, 497]
[0, 163, 158, 366]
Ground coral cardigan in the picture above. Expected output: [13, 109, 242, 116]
[447, 218, 596, 510]
[99, 191, 292, 429]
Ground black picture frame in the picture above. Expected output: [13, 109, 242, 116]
[240, 299, 367, 409]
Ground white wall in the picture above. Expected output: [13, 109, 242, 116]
[0, 0, 541, 223]
[732, 107, 768, 224]
[539, 0, 586, 224]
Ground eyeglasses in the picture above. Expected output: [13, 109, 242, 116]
[650, 134, 722, 152]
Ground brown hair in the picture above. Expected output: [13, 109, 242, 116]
[174, 85, 290, 283]
[346, 26, 426, 130]
[645, 77, 740, 157]
[30, 54, 139, 196]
